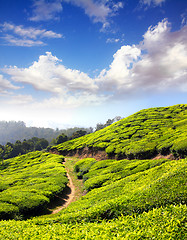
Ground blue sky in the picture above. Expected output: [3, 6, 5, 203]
[0, 0, 187, 129]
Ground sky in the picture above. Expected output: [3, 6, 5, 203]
[0, 0, 187, 129]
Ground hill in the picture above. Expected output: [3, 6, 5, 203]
[0, 104, 186, 239]
[0, 152, 67, 220]
[0, 156, 186, 239]
[0, 121, 92, 145]
[52, 104, 187, 159]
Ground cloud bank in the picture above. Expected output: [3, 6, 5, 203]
[2, 19, 187, 107]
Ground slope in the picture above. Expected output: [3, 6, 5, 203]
[52, 104, 187, 159]
[0, 152, 68, 220]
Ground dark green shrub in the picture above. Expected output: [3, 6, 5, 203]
[74, 158, 97, 179]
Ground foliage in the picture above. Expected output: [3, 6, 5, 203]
[74, 158, 97, 179]
[45, 158, 187, 223]
[0, 152, 68, 220]
[0, 137, 49, 160]
[0, 155, 186, 238]
[95, 116, 122, 131]
[56, 133, 68, 145]
[0, 204, 186, 239]
[0, 121, 92, 145]
[54, 104, 187, 159]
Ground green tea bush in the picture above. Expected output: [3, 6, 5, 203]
[52, 158, 187, 223]
[74, 158, 97, 179]
[54, 104, 187, 159]
[0, 152, 68, 220]
[0, 204, 185, 239]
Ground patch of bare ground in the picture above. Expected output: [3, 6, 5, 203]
[50, 172, 75, 214]
[48, 157, 85, 214]
[152, 153, 175, 160]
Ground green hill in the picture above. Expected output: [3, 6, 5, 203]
[0, 104, 186, 239]
[0, 152, 67, 220]
[52, 104, 187, 159]
[0, 157, 186, 239]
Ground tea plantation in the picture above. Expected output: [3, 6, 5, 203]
[53, 104, 187, 159]
[0, 152, 68, 220]
[0, 104, 186, 239]
[0, 157, 186, 239]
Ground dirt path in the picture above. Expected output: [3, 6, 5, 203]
[47, 157, 84, 215]
[51, 171, 75, 214]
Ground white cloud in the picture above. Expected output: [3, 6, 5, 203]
[181, 10, 187, 26]
[141, 0, 166, 7]
[98, 19, 187, 95]
[97, 45, 141, 91]
[64, 0, 123, 29]
[2, 19, 187, 109]
[106, 38, 120, 43]
[1, 34, 45, 47]
[29, 0, 63, 22]
[3, 52, 98, 93]
[0, 74, 20, 94]
[3, 52, 108, 108]
[0, 22, 62, 47]
[1, 22, 62, 39]
[6, 94, 34, 105]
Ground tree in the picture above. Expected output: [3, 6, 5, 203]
[0, 145, 4, 165]
[70, 130, 87, 140]
[56, 134, 68, 144]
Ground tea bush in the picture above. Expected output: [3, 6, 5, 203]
[53, 104, 187, 159]
[0, 152, 68, 220]
[0, 204, 185, 239]
[51, 158, 187, 223]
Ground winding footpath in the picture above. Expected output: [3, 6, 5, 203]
[51, 159, 75, 214]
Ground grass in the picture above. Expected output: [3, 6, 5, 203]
[64, 157, 85, 201]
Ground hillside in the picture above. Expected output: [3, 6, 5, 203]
[0, 152, 67, 220]
[52, 104, 187, 159]
[0, 104, 186, 239]
[0, 156, 186, 239]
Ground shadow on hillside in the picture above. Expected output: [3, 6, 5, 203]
[47, 186, 72, 212]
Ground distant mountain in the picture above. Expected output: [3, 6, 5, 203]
[53, 104, 187, 159]
[0, 121, 91, 145]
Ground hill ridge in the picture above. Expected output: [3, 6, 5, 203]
[52, 104, 187, 159]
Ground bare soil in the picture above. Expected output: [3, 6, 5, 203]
[47, 159, 76, 214]
[51, 172, 75, 214]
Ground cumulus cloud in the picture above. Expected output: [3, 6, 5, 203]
[3, 52, 97, 93]
[3, 52, 108, 107]
[97, 45, 141, 92]
[29, 0, 63, 21]
[98, 19, 187, 96]
[2, 19, 187, 107]
[0, 22, 62, 47]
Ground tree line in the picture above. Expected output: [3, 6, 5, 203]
[0, 116, 122, 160]
[0, 137, 49, 161]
